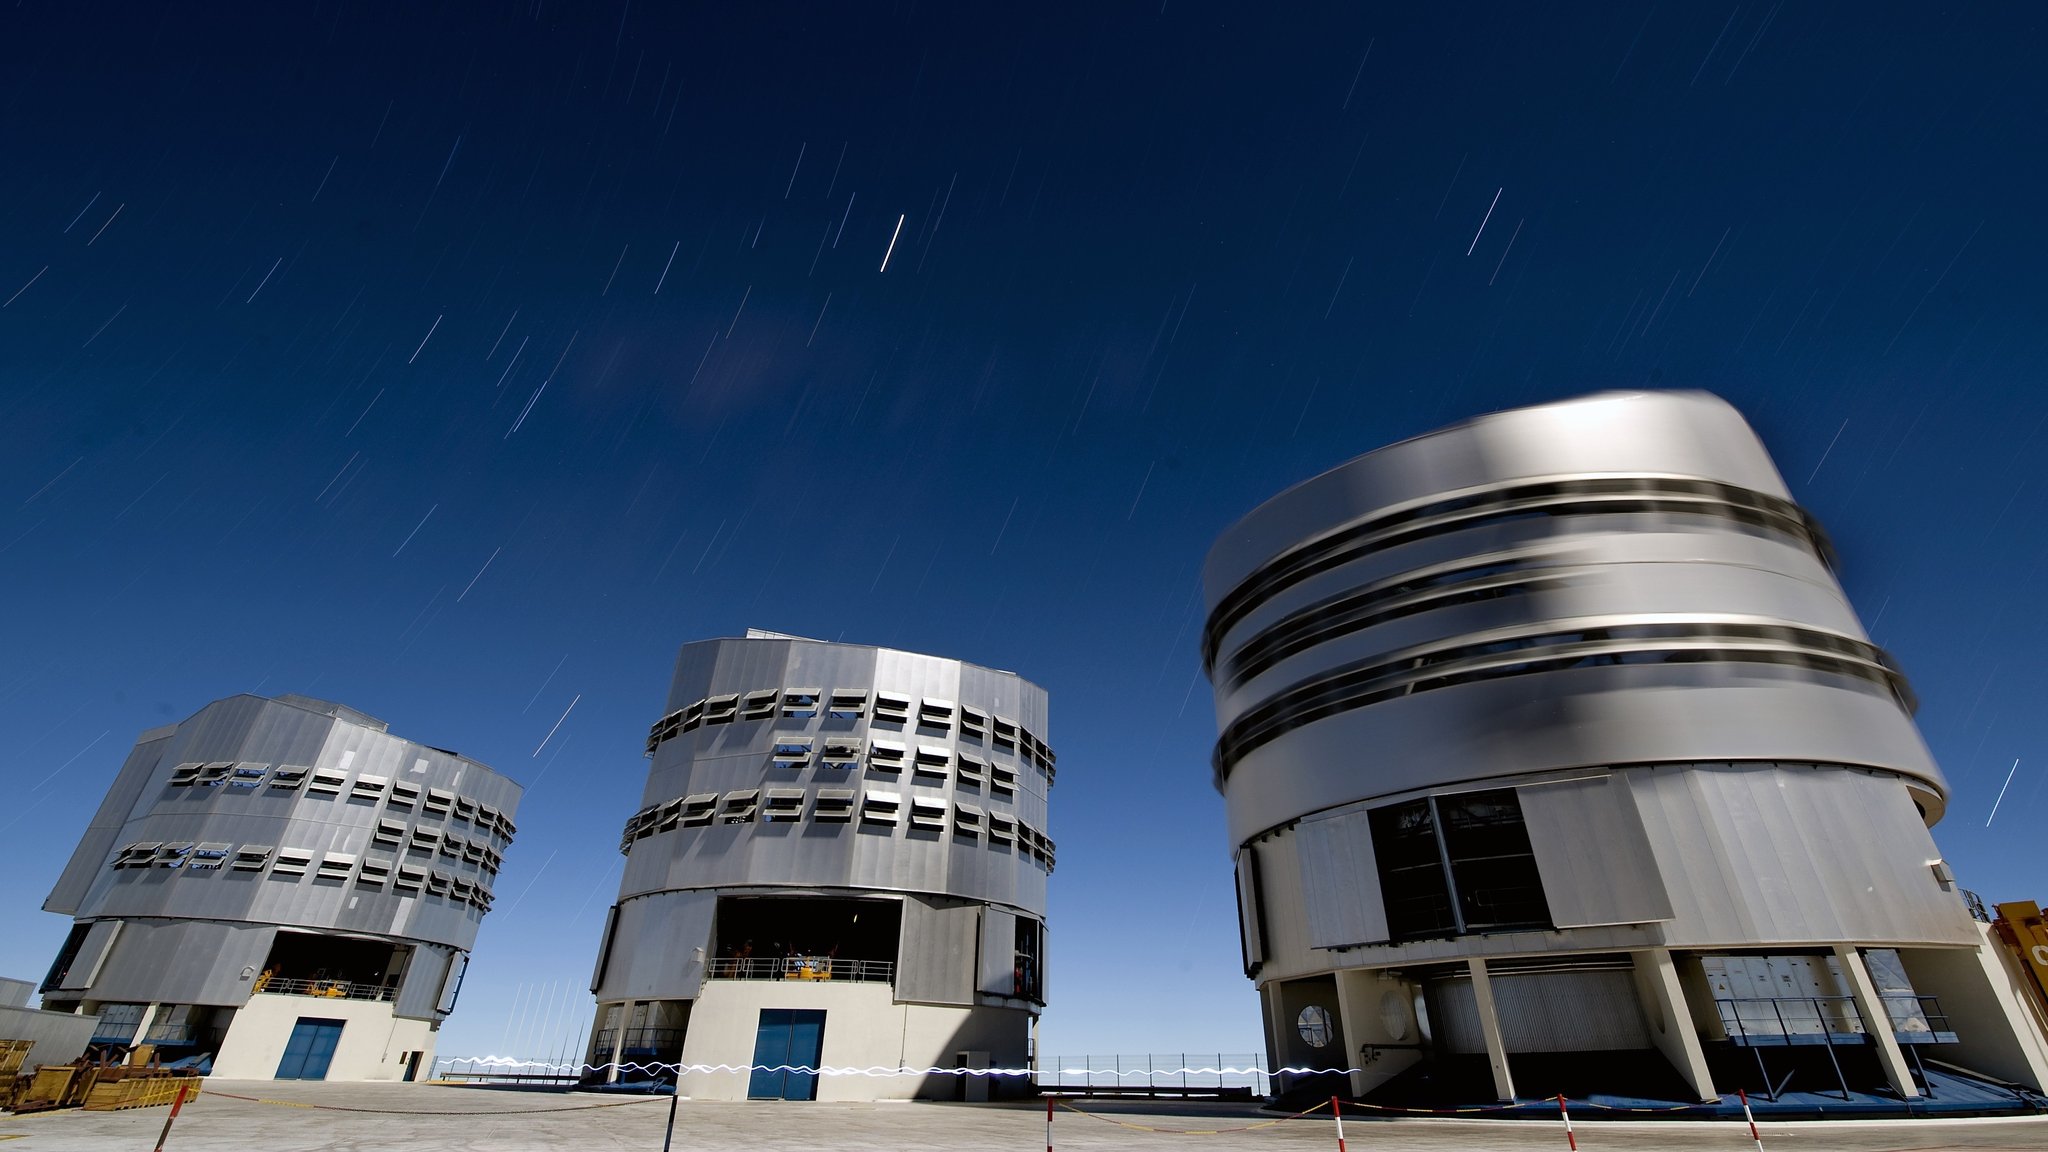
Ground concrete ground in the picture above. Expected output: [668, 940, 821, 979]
[0, 1081, 2042, 1151]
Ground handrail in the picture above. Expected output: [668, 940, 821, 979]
[256, 976, 398, 1002]
[706, 957, 894, 983]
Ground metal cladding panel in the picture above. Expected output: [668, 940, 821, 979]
[45, 920, 122, 993]
[1203, 391, 1790, 602]
[395, 944, 455, 1020]
[85, 920, 277, 1007]
[594, 891, 714, 1003]
[1247, 834, 1317, 979]
[45, 733, 174, 915]
[1294, 807, 1390, 948]
[1220, 668, 1939, 850]
[1518, 774, 1674, 928]
[895, 895, 979, 1006]
[1234, 848, 1264, 968]
[1433, 968, 1650, 1054]
[978, 907, 1017, 996]
[1628, 764, 1978, 948]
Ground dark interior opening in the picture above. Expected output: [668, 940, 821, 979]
[712, 895, 900, 964]
[258, 931, 411, 995]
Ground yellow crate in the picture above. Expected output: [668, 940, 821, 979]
[0, 1041, 32, 1080]
[81, 1074, 199, 1111]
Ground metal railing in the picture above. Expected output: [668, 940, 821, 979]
[1037, 1054, 1271, 1097]
[590, 1027, 685, 1056]
[1962, 888, 1991, 923]
[1714, 993, 1954, 1102]
[706, 957, 894, 983]
[255, 976, 398, 1002]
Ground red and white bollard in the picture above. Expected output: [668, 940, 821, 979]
[152, 1082, 193, 1152]
[1332, 1095, 1347, 1152]
[1556, 1093, 1577, 1151]
[1045, 1093, 1054, 1152]
[1738, 1088, 1765, 1151]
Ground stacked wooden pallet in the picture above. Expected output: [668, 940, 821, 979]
[81, 1074, 202, 1111]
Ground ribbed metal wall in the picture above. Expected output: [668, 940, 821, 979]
[592, 633, 1052, 1009]
[40, 693, 522, 1019]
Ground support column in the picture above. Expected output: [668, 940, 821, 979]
[605, 1000, 635, 1084]
[1466, 959, 1517, 1102]
[1834, 946, 1918, 1098]
[1631, 949, 1717, 1102]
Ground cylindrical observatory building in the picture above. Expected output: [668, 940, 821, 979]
[40, 693, 520, 1082]
[1204, 392, 2048, 1106]
[585, 631, 1054, 1101]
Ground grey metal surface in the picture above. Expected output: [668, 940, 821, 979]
[895, 895, 979, 1006]
[1203, 391, 1947, 847]
[39, 693, 522, 1019]
[1518, 773, 1674, 929]
[0, 976, 32, 1008]
[0, 1003, 99, 1070]
[1432, 966, 1651, 1054]
[1293, 807, 1390, 950]
[978, 906, 1017, 996]
[594, 633, 1050, 1008]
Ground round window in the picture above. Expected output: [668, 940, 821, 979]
[1296, 1004, 1334, 1049]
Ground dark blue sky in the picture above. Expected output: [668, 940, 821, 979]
[3, 1, 2042, 1061]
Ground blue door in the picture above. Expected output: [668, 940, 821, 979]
[276, 1018, 346, 1080]
[746, 1009, 826, 1100]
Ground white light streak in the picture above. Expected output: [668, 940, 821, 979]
[1987, 759, 2020, 827]
[879, 213, 905, 271]
[1466, 187, 1501, 255]
[532, 694, 580, 757]
[408, 314, 443, 363]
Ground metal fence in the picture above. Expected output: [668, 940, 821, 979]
[1037, 1054, 1271, 1097]
[706, 957, 895, 983]
[255, 976, 398, 1002]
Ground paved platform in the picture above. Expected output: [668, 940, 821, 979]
[0, 1081, 2043, 1150]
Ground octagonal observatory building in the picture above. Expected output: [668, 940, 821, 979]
[585, 631, 1055, 1101]
[40, 693, 520, 1082]
[1203, 391, 2048, 1106]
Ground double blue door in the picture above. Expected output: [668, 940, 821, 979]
[276, 1018, 346, 1080]
[747, 1009, 826, 1100]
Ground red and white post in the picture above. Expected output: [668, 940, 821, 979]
[1738, 1088, 1765, 1151]
[1556, 1093, 1577, 1151]
[1045, 1092, 1054, 1152]
[1332, 1094, 1347, 1152]
[151, 1082, 193, 1152]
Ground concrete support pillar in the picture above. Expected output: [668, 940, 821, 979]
[1466, 959, 1517, 1102]
[1630, 949, 1717, 1102]
[605, 1000, 635, 1084]
[1834, 946, 1918, 1098]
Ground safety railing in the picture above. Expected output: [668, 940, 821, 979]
[255, 976, 398, 1002]
[1037, 1054, 1271, 1097]
[705, 957, 894, 983]
[1962, 888, 1991, 923]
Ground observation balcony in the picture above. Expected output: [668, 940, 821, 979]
[253, 975, 398, 1002]
[707, 957, 895, 984]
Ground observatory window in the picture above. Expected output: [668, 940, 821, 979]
[918, 698, 955, 732]
[155, 843, 194, 868]
[813, 789, 855, 822]
[351, 775, 390, 801]
[910, 797, 947, 831]
[462, 839, 486, 864]
[988, 813, 1016, 847]
[423, 788, 454, 818]
[991, 717, 1018, 753]
[653, 798, 683, 833]
[990, 764, 1017, 798]
[720, 790, 760, 823]
[783, 689, 821, 718]
[427, 871, 453, 896]
[740, 690, 778, 721]
[440, 835, 465, 860]
[873, 693, 911, 725]
[229, 763, 268, 787]
[646, 709, 684, 752]
[959, 707, 988, 742]
[453, 796, 478, 823]
[953, 803, 983, 839]
[868, 738, 906, 772]
[913, 745, 950, 780]
[307, 768, 347, 796]
[956, 752, 987, 789]
[271, 849, 312, 878]
[828, 689, 868, 719]
[860, 790, 901, 826]
[373, 819, 407, 849]
[408, 828, 442, 855]
[232, 845, 273, 872]
[317, 853, 357, 882]
[388, 781, 420, 810]
[1369, 790, 1550, 941]
[820, 738, 861, 768]
[395, 865, 426, 893]
[189, 843, 231, 871]
[357, 860, 390, 889]
[682, 700, 705, 731]
[193, 762, 233, 786]
[681, 793, 720, 826]
[763, 788, 806, 822]
[771, 738, 813, 768]
[167, 763, 204, 786]
[703, 694, 739, 724]
[113, 842, 159, 869]
[269, 766, 309, 790]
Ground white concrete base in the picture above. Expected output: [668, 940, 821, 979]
[676, 979, 1030, 1101]
[211, 993, 436, 1081]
